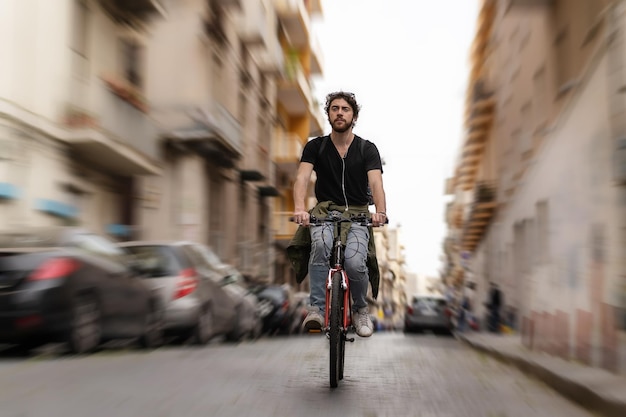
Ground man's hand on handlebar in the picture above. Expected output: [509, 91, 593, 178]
[292, 210, 311, 227]
[371, 212, 387, 227]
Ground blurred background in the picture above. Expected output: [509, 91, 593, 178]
[1, 0, 626, 403]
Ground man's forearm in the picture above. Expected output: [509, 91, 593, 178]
[293, 180, 308, 212]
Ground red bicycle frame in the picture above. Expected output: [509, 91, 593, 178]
[324, 267, 351, 330]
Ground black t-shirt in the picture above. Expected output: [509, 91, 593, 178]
[300, 135, 383, 206]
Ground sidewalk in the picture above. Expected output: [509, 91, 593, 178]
[457, 332, 626, 417]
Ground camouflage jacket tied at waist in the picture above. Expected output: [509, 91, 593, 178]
[285, 201, 380, 300]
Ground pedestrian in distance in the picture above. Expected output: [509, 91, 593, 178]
[288, 91, 388, 338]
[486, 282, 502, 333]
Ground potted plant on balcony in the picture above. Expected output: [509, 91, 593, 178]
[100, 73, 149, 113]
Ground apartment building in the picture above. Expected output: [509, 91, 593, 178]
[0, 0, 163, 234]
[0, 0, 326, 284]
[444, 0, 626, 374]
[271, 0, 325, 290]
[133, 0, 283, 282]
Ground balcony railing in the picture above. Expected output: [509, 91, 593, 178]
[192, 100, 244, 155]
[273, 132, 302, 177]
[278, 56, 311, 115]
[241, 143, 272, 182]
[274, 0, 311, 47]
[61, 76, 160, 175]
[274, 132, 303, 161]
[256, 36, 285, 76]
[236, 0, 269, 47]
[98, 79, 158, 161]
[461, 181, 497, 251]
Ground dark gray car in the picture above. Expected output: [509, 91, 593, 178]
[0, 227, 164, 354]
[404, 295, 453, 335]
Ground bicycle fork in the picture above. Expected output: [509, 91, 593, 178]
[324, 268, 355, 342]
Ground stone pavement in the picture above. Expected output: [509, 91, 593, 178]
[457, 331, 626, 417]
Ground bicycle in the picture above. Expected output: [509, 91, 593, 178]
[303, 212, 385, 388]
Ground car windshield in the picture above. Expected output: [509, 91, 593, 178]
[192, 245, 224, 267]
[70, 233, 125, 257]
[123, 245, 182, 278]
[413, 297, 446, 310]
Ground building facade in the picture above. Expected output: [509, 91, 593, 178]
[0, 0, 325, 286]
[0, 0, 408, 321]
[444, 0, 626, 374]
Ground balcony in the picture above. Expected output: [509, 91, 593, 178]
[461, 181, 497, 252]
[162, 100, 243, 168]
[61, 77, 160, 176]
[240, 142, 272, 182]
[273, 132, 303, 177]
[274, 0, 311, 48]
[236, 0, 270, 48]
[254, 36, 285, 77]
[98, 0, 165, 24]
[278, 55, 311, 115]
[273, 211, 299, 242]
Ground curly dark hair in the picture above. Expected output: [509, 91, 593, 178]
[324, 91, 361, 119]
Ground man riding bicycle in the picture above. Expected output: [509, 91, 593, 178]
[288, 91, 388, 338]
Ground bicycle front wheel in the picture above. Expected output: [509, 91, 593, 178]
[329, 271, 343, 388]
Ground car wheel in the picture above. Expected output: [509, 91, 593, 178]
[139, 305, 164, 349]
[14, 339, 44, 356]
[67, 295, 102, 354]
[192, 308, 212, 346]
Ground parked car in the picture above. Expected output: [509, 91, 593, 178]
[404, 294, 453, 335]
[118, 241, 239, 344]
[186, 244, 263, 341]
[254, 284, 298, 336]
[0, 227, 164, 354]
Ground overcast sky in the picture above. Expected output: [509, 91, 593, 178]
[311, 0, 480, 277]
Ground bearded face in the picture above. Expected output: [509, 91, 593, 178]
[330, 116, 354, 133]
[328, 98, 356, 133]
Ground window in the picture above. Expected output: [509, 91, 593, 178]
[123, 245, 182, 278]
[120, 38, 143, 89]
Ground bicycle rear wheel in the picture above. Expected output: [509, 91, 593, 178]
[329, 271, 342, 388]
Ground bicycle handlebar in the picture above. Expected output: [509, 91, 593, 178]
[289, 213, 389, 227]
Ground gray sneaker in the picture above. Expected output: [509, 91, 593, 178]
[353, 307, 373, 337]
[302, 309, 324, 332]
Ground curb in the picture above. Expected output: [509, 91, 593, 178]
[460, 335, 626, 417]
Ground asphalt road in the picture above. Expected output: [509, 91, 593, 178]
[0, 332, 595, 417]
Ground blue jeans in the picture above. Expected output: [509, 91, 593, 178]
[308, 223, 370, 314]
